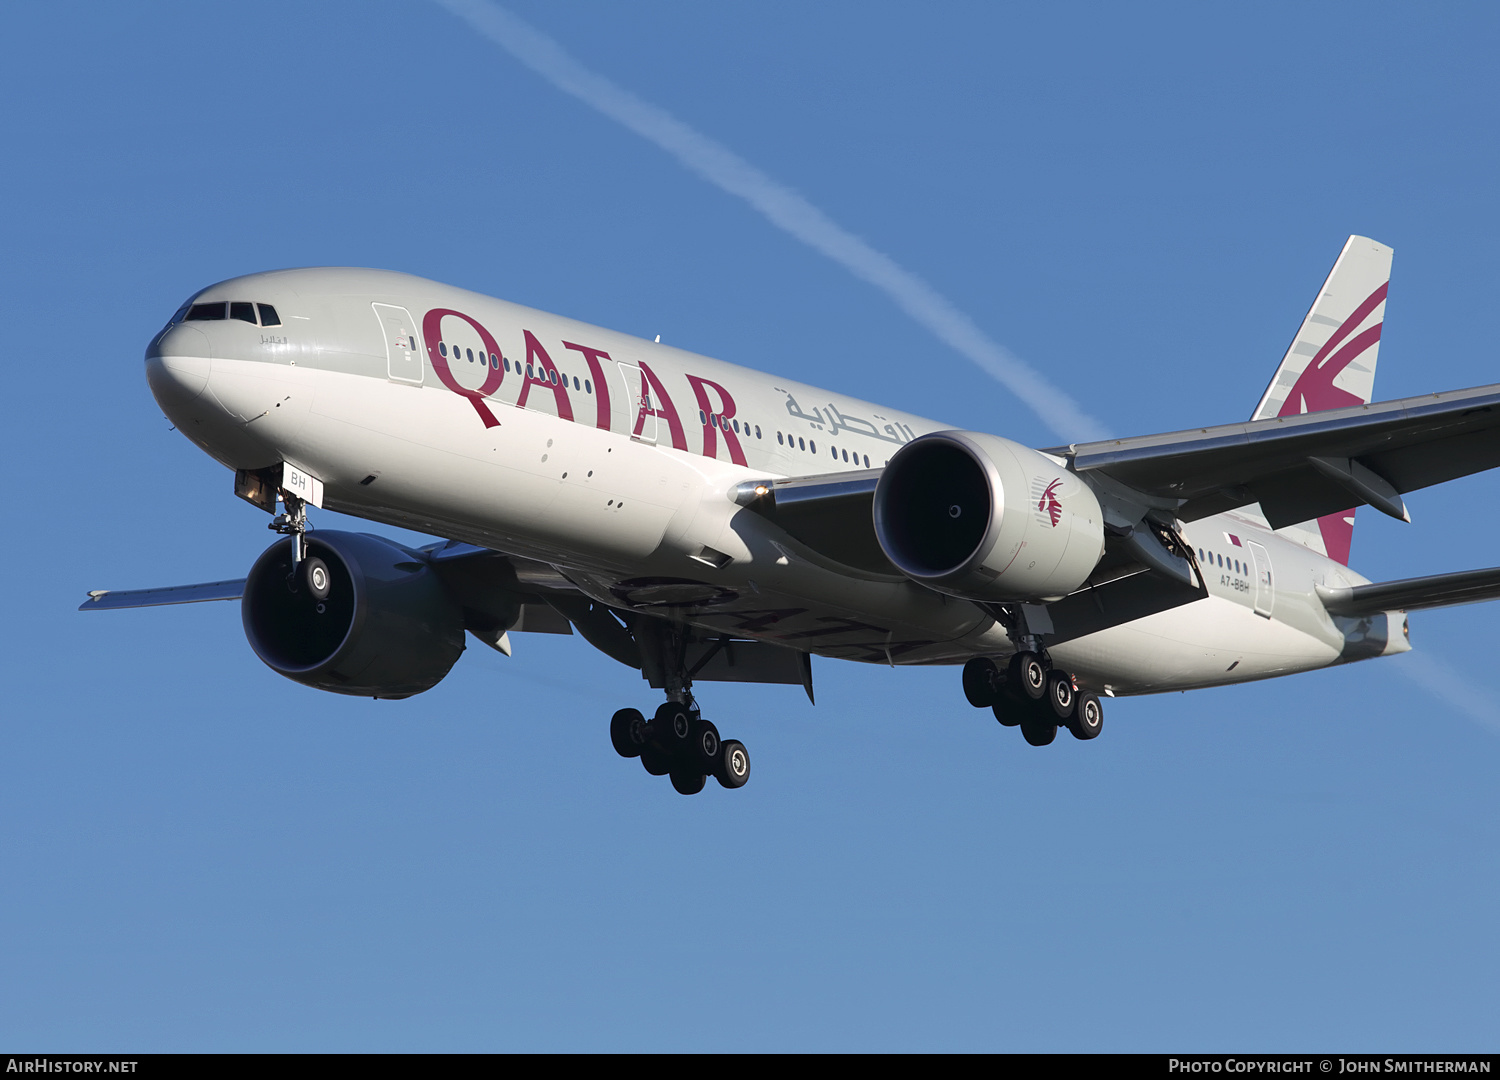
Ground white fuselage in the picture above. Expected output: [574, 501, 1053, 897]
[146, 268, 1408, 697]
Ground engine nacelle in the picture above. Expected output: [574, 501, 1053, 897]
[873, 431, 1105, 602]
[242, 531, 465, 698]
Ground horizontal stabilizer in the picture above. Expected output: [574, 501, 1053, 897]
[79, 579, 246, 611]
[1317, 566, 1500, 616]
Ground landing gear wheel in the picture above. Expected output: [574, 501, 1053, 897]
[653, 701, 694, 758]
[1009, 652, 1048, 702]
[963, 657, 1003, 708]
[640, 746, 671, 776]
[1019, 716, 1058, 746]
[301, 556, 332, 601]
[610, 708, 646, 759]
[670, 771, 707, 795]
[1068, 693, 1104, 740]
[715, 740, 751, 789]
[991, 698, 1021, 727]
[1046, 670, 1077, 721]
[690, 717, 721, 773]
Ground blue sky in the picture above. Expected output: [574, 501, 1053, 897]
[2, 1, 1498, 1050]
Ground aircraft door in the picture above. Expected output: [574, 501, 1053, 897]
[373, 303, 423, 384]
[1248, 540, 1274, 618]
[616, 362, 657, 444]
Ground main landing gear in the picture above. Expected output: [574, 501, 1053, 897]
[609, 699, 751, 794]
[962, 653, 1103, 746]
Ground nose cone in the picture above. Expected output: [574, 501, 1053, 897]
[146, 324, 210, 409]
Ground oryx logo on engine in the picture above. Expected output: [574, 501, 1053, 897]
[1035, 477, 1064, 527]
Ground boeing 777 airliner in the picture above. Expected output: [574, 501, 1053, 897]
[83, 236, 1500, 794]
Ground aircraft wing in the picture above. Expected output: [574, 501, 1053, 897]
[1317, 566, 1500, 617]
[733, 468, 894, 575]
[78, 580, 247, 610]
[1052, 382, 1500, 527]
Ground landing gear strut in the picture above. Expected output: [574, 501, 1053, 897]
[609, 619, 752, 794]
[962, 653, 1105, 745]
[270, 492, 313, 588]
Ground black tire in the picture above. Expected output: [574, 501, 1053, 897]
[670, 771, 707, 795]
[1008, 652, 1048, 702]
[640, 746, 672, 775]
[962, 657, 1002, 708]
[1046, 670, 1077, 720]
[991, 696, 1021, 727]
[1019, 717, 1058, 746]
[610, 708, 646, 758]
[653, 701, 694, 758]
[715, 740, 751, 788]
[301, 557, 332, 601]
[690, 717, 721, 772]
[1069, 693, 1104, 740]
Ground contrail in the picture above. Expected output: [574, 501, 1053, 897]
[1392, 652, 1500, 736]
[433, 0, 1110, 443]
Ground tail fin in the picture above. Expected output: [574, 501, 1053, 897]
[1250, 235, 1393, 564]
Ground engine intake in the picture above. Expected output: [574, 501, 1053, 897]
[242, 531, 465, 698]
[873, 431, 1104, 602]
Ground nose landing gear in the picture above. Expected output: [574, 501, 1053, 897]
[610, 700, 751, 794]
[962, 654, 1104, 745]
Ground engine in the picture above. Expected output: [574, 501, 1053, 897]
[241, 531, 466, 698]
[873, 431, 1104, 602]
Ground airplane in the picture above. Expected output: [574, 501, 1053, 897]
[81, 235, 1500, 795]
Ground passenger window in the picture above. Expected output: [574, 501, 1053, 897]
[863, 455, 870, 467]
[549, 370, 558, 385]
[573, 376, 580, 391]
[440, 342, 449, 357]
[755, 426, 762, 439]
[700, 411, 707, 425]
[810, 441, 817, 453]
[466, 348, 474, 363]
[257, 304, 280, 326]
[186, 302, 226, 321]
[798, 437, 805, 451]
[777, 432, 784, 445]
[585, 380, 592, 394]
[230, 301, 256, 324]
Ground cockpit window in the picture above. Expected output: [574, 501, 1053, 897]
[186, 302, 227, 321]
[230, 302, 257, 324]
[257, 304, 281, 327]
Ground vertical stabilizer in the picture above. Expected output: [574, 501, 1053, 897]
[1250, 235, 1393, 564]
